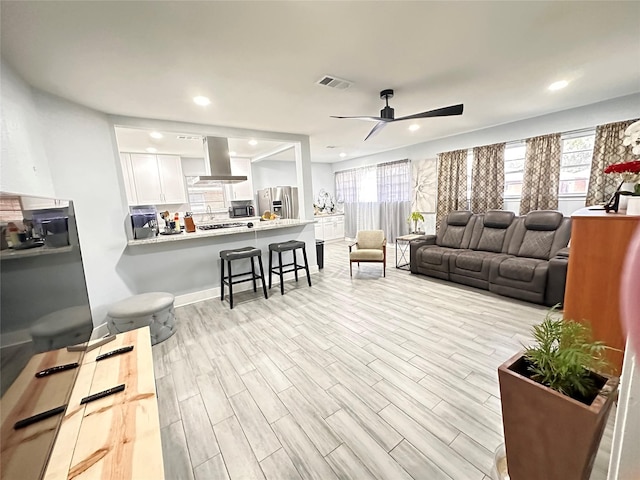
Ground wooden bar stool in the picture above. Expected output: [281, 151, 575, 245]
[220, 246, 268, 309]
[268, 240, 311, 295]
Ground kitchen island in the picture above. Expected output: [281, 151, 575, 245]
[128, 219, 315, 246]
[120, 218, 318, 307]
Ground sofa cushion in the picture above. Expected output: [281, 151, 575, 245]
[447, 211, 473, 226]
[484, 211, 515, 229]
[440, 225, 468, 248]
[454, 251, 485, 272]
[420, 246, 454, 266]
[524, 211, 563, 231]
[518, 230, 555, 260]
[477, 228, 509, 253]
[497, 257, 546, 282]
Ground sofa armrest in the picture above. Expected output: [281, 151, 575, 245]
[546, 252, 569, 307]
[410, 235, 437, 273]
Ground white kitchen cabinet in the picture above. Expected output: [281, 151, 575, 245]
[229, 158, 253, 200]
[124, 154, 187, 205]
[314, 214, 344, 241]
[120, 153, 137, 204]
[157, 155, 187, 203]
[334, 215, 345, 238]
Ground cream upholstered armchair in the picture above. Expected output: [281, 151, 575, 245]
[349, 230, 386, 277]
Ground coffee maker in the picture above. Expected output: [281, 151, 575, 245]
[130, 205, 159, 239]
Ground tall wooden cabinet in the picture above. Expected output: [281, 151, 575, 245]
[563, 208, 640, 374]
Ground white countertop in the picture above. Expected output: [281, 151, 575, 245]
[128, 219, 315, 246]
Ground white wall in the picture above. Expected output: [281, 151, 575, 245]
[0, 61, 55, 196]
[252, 160, 298, 192]
[311, 163, 335, 201]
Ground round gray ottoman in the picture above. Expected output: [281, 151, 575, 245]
[30, 305, 93, 353]
[107, 292, 176, 345]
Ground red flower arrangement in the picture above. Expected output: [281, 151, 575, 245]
[604, 160, 640, 182]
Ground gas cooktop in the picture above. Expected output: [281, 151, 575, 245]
[198, 222, 246, 230]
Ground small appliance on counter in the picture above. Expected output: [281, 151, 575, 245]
[130, 205, 159, 239]
[32, 208, 70, 247]
[229, 200, 255, 218]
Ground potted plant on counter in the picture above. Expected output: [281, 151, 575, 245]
[408, 211, 424, 234]
[497, 309, 618, 480]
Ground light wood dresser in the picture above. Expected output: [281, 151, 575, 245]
[564, 207, 640, 374]
[1, 327, 164, 480]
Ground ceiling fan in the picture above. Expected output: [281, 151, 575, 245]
[331, 89, 463, 141]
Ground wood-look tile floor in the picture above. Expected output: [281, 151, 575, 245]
[154, 241, 614, 480]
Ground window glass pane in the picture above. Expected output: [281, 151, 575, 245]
[504, 144, 525, 196]
[505, 145, 526, 161]
[559, 133, 595, 195]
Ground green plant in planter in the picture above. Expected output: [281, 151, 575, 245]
[524, 310, 608, 400]
[408, 211, 424, 233]
[634, 183, 640, 196]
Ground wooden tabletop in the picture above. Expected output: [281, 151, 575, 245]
[45, 327, 164, 480]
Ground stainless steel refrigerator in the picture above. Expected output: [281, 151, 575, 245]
[257, 187, 299, 219]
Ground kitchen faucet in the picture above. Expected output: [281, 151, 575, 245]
[206, 205, 213, 220]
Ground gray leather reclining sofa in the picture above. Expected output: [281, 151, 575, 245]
[409, 210, 571, 306]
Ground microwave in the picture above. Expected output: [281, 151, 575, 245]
[229, 204, 255, 218]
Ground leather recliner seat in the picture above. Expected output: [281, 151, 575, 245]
[410, 210, 571, 306]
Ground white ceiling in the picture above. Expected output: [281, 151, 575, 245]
[114, 126, 295, 161]
[2, 2, 639, 163]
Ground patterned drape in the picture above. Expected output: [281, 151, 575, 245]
[436, 149, 468, 229]
[586, 119, 639, 206]
[471, 143, 505, 213]
[519, 134, 561, 214]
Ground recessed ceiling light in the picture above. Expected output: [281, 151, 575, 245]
[193, 96, 211, 106]
[248, 139, 258, 146]
[146, 147, 158, 153]
[409, 124, 420, 131]
[548, 80, 569, 91]
[229, 151, 237, 156]
[339, 152, 347, 158]
[149, 131, 163, 139]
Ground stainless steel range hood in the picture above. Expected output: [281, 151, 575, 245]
[192, 136, 247, 185]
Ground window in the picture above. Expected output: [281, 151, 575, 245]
[504, 143, 526, 197]
[559, 132, 595, 195]
[185, 177, 227, 213]
[0, 196, 23, 222]
[335, 160, 410, 203]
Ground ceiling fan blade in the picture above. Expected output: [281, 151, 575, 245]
[331, 115, 385, 122]
[364, 122, 388, 141]
[394, 104, 464, 122]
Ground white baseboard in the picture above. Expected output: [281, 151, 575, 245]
[0, 328, 31, 348]
[174, 266, 319, 307]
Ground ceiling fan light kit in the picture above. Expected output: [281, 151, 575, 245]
[331, 89, 464, 141]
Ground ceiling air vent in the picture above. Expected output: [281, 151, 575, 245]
[316, 75, 353, 90]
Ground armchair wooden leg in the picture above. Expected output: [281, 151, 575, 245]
[350, 261, 352, 277]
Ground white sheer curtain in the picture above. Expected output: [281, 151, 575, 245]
[335, 160, 411, 243]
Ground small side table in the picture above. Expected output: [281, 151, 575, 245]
[395, 234, 424, 270]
